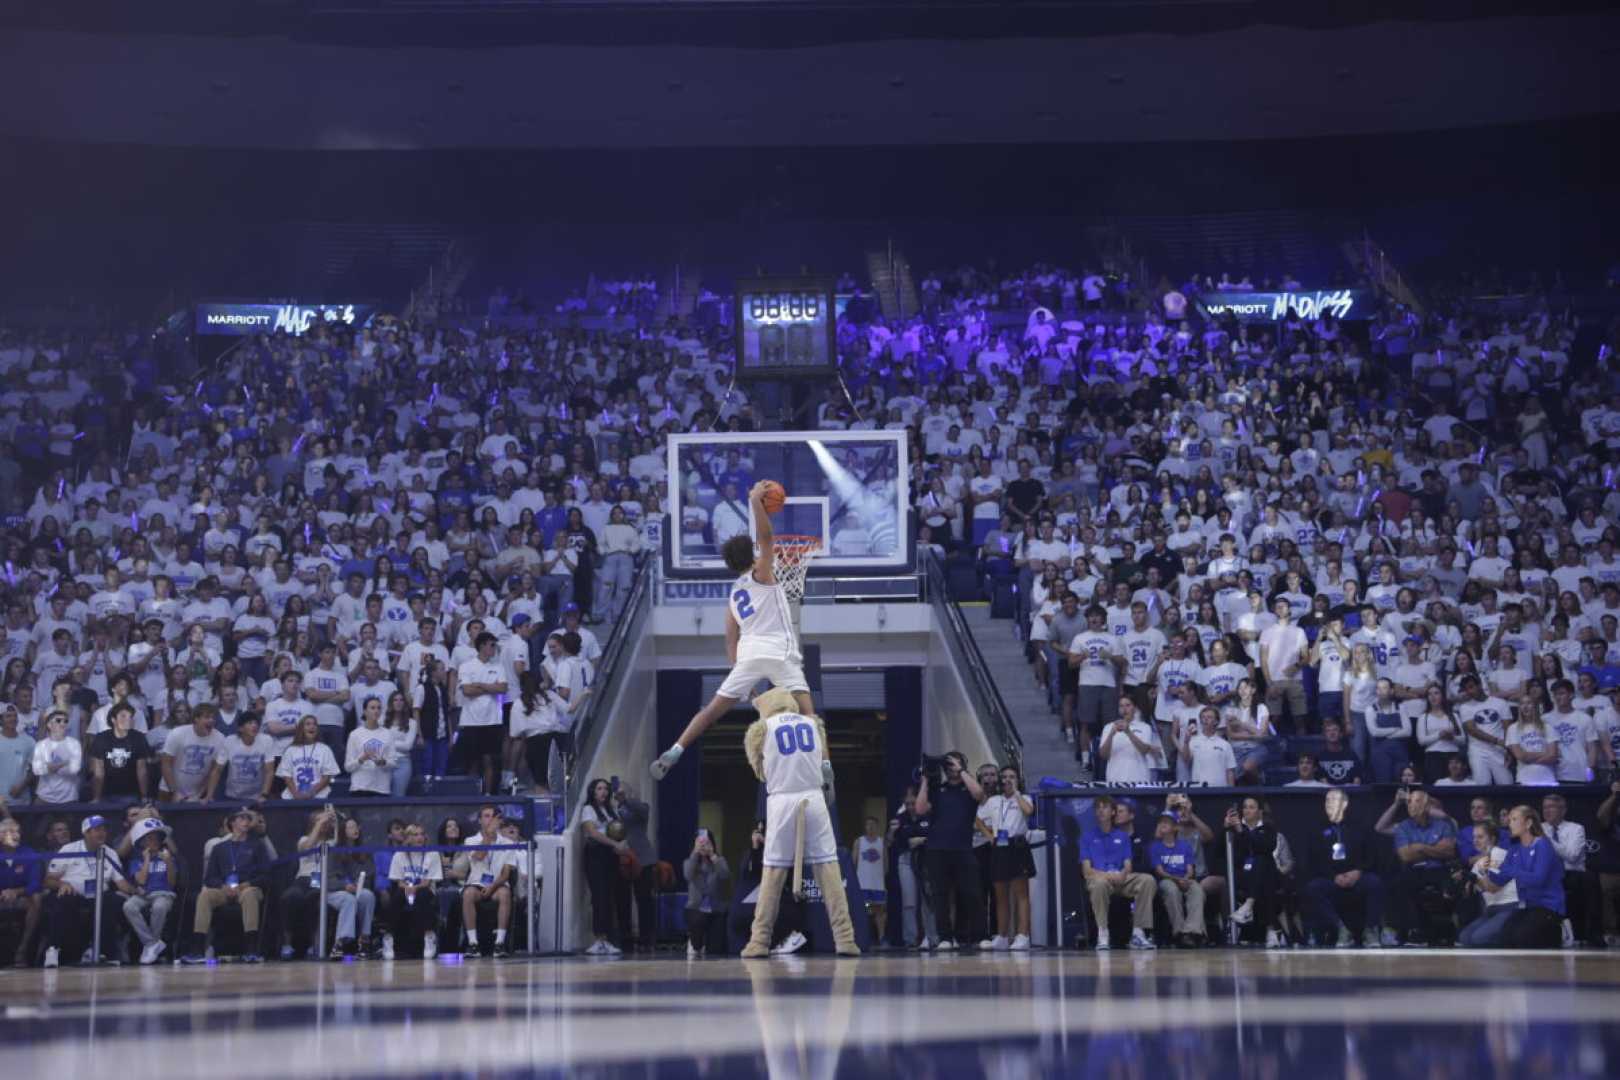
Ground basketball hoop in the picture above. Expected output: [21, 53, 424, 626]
[772, 534, 822, 606]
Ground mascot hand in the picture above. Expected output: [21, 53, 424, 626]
[650, 744, 684, 781]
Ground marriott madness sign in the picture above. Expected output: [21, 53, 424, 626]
[1196, 288, 1372, 322]
[195, 302, 376, 336]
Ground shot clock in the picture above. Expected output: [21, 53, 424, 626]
[734, 276, 836, 378]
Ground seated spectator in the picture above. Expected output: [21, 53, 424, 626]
[436, 816, 469, 943]
[1149, 809, 1205, 947]
[281, 808, 338, 960]
[1458, 820, 1519, 947]
[181, 807, 269, 964]
[1079, 794, 1156, 950]
[1302, 787, 1389, 948]
[462, 803, 518, 958]
[1432, 753, 1473, 786]
[42, 815, 131, 967]
[1226, 796, 1288, 948]
[1595, 781, 1620, 948]
[330, 816, 381, 958]
[0, 816, 44, 965]
[386, 822, 442, 960]
[1471, 804, 1567, 948]
[121, 817, 178, 965]
[682, 830, 729, 959]
[1378, 788, 1460, 946]
[1314, 718, 1364, 785]
[1286, 753, 1329, 787]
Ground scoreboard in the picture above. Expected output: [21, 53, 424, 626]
[734, 275, 836, 378]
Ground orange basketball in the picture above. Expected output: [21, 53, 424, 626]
[760, 480, 787, 513]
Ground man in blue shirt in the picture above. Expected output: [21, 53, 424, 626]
[1377, 788, 1458, 946]
[181, 808, 269, 964]
[1148, 809, 1205, 947]
[1080, 795, 1157, 950]
[0, 816, 43, 965]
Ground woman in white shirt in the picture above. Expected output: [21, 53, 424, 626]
[1222, 678, 1274, 780]
[594, 505, 643, 624]
[1413, 683, 1465, 783]
[231, 592, 276, 687]
[386, 822, 444, 959]
[279, 716, 341, 800]
[1343, 643, 1380, 764]
[976, 765, 1035, 951]
[510, 671, 567, 796]
[1487, 644, 1528, 704]
[345, 697, 397, 796]
[1506, 699, 1559, 786]
[385, 691, 419, 797]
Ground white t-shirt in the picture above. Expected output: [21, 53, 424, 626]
[161, 726, 226, 798]
[464, 833, 521, 889]
[1258, 623, 1308, 681]
[457, 658, 507, 727]
[276, 741, 341, 798]
[1120, 627, 1166, 687]
[345, 724, 397, 795]
[1457, 697, 1511, 767]
[1067, 631, 1120, 688]
[1505, 723, 1557, 786]
[388, 849, 445, 886]
[31, 736, 83, 803]
[1101, 719, 1162, 783]
[1543, 709, 1597, 783]
[1186, 733, 1237, 786]
[217, 732, 277, 803]
[306, 665, 351, 728]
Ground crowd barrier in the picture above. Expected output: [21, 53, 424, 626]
[2, 795, 569, 964]
[1033, 783, 1616, 947]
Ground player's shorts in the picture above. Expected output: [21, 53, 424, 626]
[717, 653, 810, 701]
[762, 790, 838, 868]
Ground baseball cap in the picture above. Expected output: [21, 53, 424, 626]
[131, 818, 170, 844]
[80, 815, 108, 833]
[510, 613, 532, 629]
[562, 603, 580, 616]
[230, 806, 255, 823]
[1404, 635, 1423, 645]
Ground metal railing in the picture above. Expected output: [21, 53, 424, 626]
[563, 557, 655, 806]
[922, 552, 1023, 774]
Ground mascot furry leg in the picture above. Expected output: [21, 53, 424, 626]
[740, 688, 860, 959]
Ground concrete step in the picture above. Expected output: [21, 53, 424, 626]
[958, 604, 1080, 785]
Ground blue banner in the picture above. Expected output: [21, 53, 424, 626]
[195, 301, 377, 336]
[1197, 288, 1374, 322]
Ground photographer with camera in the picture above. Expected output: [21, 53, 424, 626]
[914, 750, 986, 951]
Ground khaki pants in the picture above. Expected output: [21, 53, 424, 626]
[1157, 877, 1206, 935]
[1086, 873, 1155, 932]
[194, 886, 263, 933]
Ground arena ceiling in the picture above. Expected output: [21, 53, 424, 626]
[1, 10, 1617, 150]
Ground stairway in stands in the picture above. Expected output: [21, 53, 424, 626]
[865, 248, 919, 322]
[958, 604, 1077, 785]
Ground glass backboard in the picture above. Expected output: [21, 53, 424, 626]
[665, 430, 910, 574]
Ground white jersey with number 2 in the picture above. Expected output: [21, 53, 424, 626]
[731, 571, 799, 662]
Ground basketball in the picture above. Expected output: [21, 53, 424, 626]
[760, 480, 787, 513]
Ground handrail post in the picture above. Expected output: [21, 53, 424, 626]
[526, 837, 538, 955]
[317, 841, 330, 956]
[1225, 830, 1239, 946]
[92, 846, 106, 964]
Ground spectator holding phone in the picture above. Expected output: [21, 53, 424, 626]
[1226, 796, 1287, 949]
[682, 830, 729, 959]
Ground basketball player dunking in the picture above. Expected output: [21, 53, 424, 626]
[650, 480, 817, 781]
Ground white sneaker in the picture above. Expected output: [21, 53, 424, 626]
[687, 943, 699, 959]
[978, 938, 997, 950]
[602, 941, 622, 956]
[991, 935, 1011, 951]
[424, 932, 438, 960]
[381, 934, 395, 961]
[1095, 930, 1111, 951]
[1266, 929, 1285, 950]
[1335, 926, 1354, 949]
[936, 939, 957, 951]
[1010, 934, 1030, 951]
[140, 942, 164, 966]
[1362, 928, 1381, 949]
[1561, 919, 1576, 948]
[81, 947, 96, 965]
[1231, 899, 1255, 926]
[770, 931, 808, 956]
[1064, 729, 1075, 745]
[43, 946, 59, 969]
[1129, 929, 1157, 950]
[919, 938, 936, 952]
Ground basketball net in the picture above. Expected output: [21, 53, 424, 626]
[772, 534, 821, 635]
